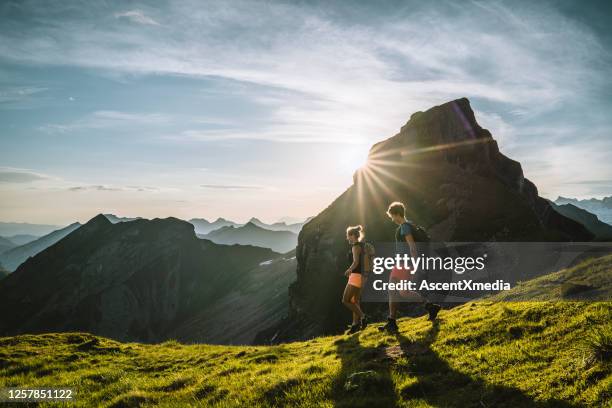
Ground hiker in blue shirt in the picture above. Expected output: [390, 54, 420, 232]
[379, 202, 441, 333]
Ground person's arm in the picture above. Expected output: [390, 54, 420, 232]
[345, 245, 361, 276]
[404, 234, 417, 259]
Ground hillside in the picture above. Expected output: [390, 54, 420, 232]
[0, 256, 609, 407]
[202, 222, 298, 253]
[0, 222, 81, 271]
[168, 252, 296, 345]
[0, 215, 280, 343]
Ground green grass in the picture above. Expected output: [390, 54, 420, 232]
[1, 259, 611, 407]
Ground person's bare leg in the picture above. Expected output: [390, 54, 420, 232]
[342, 285, 364, 324]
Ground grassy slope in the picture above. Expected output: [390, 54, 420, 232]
[1, 258, 611, 407]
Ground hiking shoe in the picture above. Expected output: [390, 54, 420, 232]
[360, 315, 368, 330]
[425, 302, 441, 321]
[346, 324, 361, 335]
[377, 318, 399, 333]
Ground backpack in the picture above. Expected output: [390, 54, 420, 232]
[407, 221, 431, 243]
[361, 241, 375, 272]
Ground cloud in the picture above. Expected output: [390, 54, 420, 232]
[114, 10, 160, 26]
[0, 168, 49, 183]
[68, 185, 160, 192]
[40, 110, 172, 133]
[2, 0, 608, 144]
[201, 184, 265, 190]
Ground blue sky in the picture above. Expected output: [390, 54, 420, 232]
[0, 0, 611, 225]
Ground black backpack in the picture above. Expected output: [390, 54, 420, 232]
[407, 221, 431, 242]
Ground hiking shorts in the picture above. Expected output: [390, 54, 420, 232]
[347, 273, 362, 288]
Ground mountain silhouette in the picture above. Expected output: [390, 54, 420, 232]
[201, 222, 298, 253]
[0, 222, 81, 271]
[0, 214, 280, 343]
[263, 97, 594, 342]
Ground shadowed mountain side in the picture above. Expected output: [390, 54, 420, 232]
[0, 214, 280, 343]
[0, 222, 81, 271]
[265, 98, 594, 342]
[169, 253, 296, 345]
[201, 222, 298, 253]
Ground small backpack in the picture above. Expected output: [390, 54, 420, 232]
[407, 222, 431, 243]
[361, 241, 376, 272]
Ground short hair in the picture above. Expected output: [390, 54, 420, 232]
[346, 225, 364, 241]
[387, 201, 405, 218]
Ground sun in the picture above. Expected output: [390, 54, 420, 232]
[336, 144, 371, 176]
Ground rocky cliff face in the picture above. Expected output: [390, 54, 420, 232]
[267, 98, 593, 341]
[0, 214, 278, 343]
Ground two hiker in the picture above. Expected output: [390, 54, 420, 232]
[342, 201, 441, 334]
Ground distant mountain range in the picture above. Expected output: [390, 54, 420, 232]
[554, 196, 612, 225]
[0, 214, 310, 273]
[0, 221, 61, 237]
[200, 222, 298, 253]
[0, 234, 42, 256]
[189, 216, 310, 235]
[0, 215, 285, 343]
[103, 214, 142, 223]
[247, 217, 310, 234]
[550, 202, 612, 241]
[189, 217, 239, 235]
[0, 236, 16, 254]
[4, 234, 39, 246]
[0, 223, 81, 271]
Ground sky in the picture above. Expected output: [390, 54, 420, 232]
[0, 0, 611, 225]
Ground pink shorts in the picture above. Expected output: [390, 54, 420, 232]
[390, 266, 414, 281]
[347, 273, 362, 288]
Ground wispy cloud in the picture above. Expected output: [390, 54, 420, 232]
[2, 0, 608, 144]
[200, 184, 265, 190]
[114, 10, 160, 26]
[0, 167, 50, 183]
[40, 110, 172, 133]
[68, 185, 161, 192]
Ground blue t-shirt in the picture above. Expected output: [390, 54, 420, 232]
[395, 221, 412, 253]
